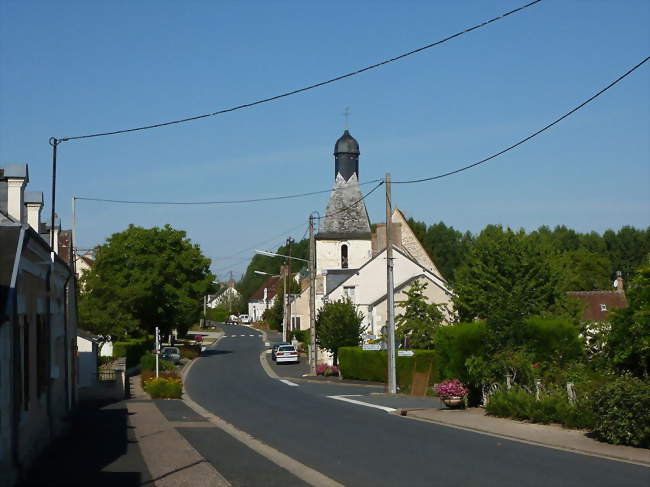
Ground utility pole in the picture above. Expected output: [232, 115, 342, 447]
[203, 295, 207, 328]
[155, 326, 160, 378]
[385, 173, 397, 394]
[309, 214, 317, 375]
[284, 237, 293, 342]
[71, 196, 77, 277]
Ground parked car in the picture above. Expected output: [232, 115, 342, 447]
[238, 314, 252, 324]
[271, 342, 290, 361]
[274, 344, 299, 364]
[160, 346, 181, 365]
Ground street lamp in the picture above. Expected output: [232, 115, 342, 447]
[254, 250, 309, 263]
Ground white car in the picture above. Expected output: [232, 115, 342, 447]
[238, 314, 252, 324]
[274, 344, 299, 364]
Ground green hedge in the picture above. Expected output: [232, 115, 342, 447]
[113, 337, 153, 368]
[435, 322, 488, 383]
[338, 347, 439, 388]
[139, 352, 175, 372]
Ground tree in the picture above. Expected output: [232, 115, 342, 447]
[78, 295, 139, 354]
[395, 280, 445, 349]
[316, 299, 364, 365]
[607, 256, 650, 377]
[453, 225, 557, 347]
[551, 249, 612, 293]
[80, 224, 215, 338]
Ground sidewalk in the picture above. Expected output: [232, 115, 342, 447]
[404, 407, 650, 466]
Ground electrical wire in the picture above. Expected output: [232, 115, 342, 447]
[56, 0, 543, 142]
[392, 55, 650, 184]
[216, 221, 308, 261]
[316, 180, 385, 220]
[74, 179, 382, 205]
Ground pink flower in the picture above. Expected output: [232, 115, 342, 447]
[435, 379, 468, 399]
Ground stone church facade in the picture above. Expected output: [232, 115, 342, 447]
[291, 131, 454, 353]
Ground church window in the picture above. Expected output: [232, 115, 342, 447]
[341, 244, 349, 269]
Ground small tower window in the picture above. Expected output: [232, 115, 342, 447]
[341, 244, 349, 269]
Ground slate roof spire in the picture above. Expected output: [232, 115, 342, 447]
[319, 130, 371, 239]
[334, 130, 360, 182]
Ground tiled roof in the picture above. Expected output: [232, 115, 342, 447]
[567, 290, 628, 321]
[249, 273, 299, 301]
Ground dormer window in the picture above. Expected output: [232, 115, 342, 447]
[600, 304, 607, 312]
[341, 244, 349, 269]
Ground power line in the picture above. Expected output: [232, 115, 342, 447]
[74, 179, 382, 205]
[316, 181, 385, 220]
[57, 1, 543, 142]
[393, 56, 650, 185]
[216, 221, 307, 261]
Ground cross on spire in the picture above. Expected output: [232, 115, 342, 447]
[342, 106, 350, 130]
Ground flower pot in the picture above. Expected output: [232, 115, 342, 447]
[441, 396, 464, 408]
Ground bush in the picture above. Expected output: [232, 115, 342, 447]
[486, 386, 595, 429]
[522, 316, 583, 365]
[338, 347, 438, 388]
[113, 337, 154, 368]
[139, 352, 175, 372]
[290, 329, 310, 344]
[435, 322, 488, 384]
[316, 364, 339, 376]
[591, 375, 650, 447]
[181, 345, 201, 360]
[206, 308, 229, 323]
[143, 377, 183, 399]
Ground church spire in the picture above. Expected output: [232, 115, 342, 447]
[334, 129, 360, 182]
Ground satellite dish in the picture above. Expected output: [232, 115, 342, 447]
[613, 280, 618, 288]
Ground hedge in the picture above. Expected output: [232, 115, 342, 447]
[338, 347, 439, 388]
[112, 337, 153, 368]
[435, 322, 488, 383]
[139, 352, 175, 372]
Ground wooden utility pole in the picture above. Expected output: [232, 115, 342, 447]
[71, 196, 77, 276]
[385, 173, 397, 394]
[309, 215, 317, 375]
[283, 237, 293, 342]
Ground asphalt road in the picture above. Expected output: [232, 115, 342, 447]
[184, 324, 649, 487]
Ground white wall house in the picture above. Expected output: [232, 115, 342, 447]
[1, 163, 78, 486]
[76, 330, 99, 388]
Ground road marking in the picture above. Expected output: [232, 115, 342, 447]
[280, 379, 299, 387]
[240, 334, 246, 337]
[327, 395, 396, 413]
[249, 334, 255, 337]
[264, 342, 270, 346]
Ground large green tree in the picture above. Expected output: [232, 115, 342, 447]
[80, 224, 215, 337]
[453, 225, 557, 346]
[395, 280, 445, 349]
[316, 299, 364, 365]
[551, 248, 612, 293]
[607, 256, 650, 377]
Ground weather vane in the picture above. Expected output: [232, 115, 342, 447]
[342, 106, 350, 130]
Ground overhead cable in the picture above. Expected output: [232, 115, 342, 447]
[57, 0, 543, 142]
[393, 56, 650, 184]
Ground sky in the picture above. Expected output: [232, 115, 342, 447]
[1, 0, 648, 280]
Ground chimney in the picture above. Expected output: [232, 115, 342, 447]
[24, 191, 44, 232]
[615, 271, 624, 292]
[3, 164, 29, 223]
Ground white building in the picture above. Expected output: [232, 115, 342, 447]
[291, 131, 454, 361]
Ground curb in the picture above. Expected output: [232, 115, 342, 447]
[401, 410, 650, 468]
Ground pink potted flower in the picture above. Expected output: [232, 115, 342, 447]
[435, 379, 469, 408]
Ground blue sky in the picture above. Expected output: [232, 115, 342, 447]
[1, 0, 648, 279]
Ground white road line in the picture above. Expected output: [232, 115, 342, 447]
[264, 342, 270, 346]
[240, 334, 246, 337]
[327, 395, 396, 413]
[249, 334, 255, 337]
[280, 379, 299, 387]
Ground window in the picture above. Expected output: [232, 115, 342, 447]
[341, 244, 349, 269]
[291, 316, 301, 331]
[344, 286, 356, 301]
[600, 304, 607, 312]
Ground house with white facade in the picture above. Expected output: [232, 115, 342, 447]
[0, 164, 78, 486]
[207, 279, 240, 310]
[291, 131, 454, 360]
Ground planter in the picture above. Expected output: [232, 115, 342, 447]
[441, 396, 465, 408]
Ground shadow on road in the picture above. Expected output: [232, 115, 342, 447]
[201, 349, 233, 356]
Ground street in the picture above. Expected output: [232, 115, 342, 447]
[183, 324, 650, 486]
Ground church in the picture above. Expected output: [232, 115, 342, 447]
[291, 130, 455, 346]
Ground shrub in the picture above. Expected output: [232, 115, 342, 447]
[290, 329, 311, 344]
[486, 386, 596, 430]
[140, 352, 175, 372]
[113, 337, 154, 368]
[522, 316, 583, 365]
[143, 377, 183, 399]
[591, 375, 650, 447]
[181, 345, 201, 360]
[338, 347, 438, 388]
[435, 322, 488, 383]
